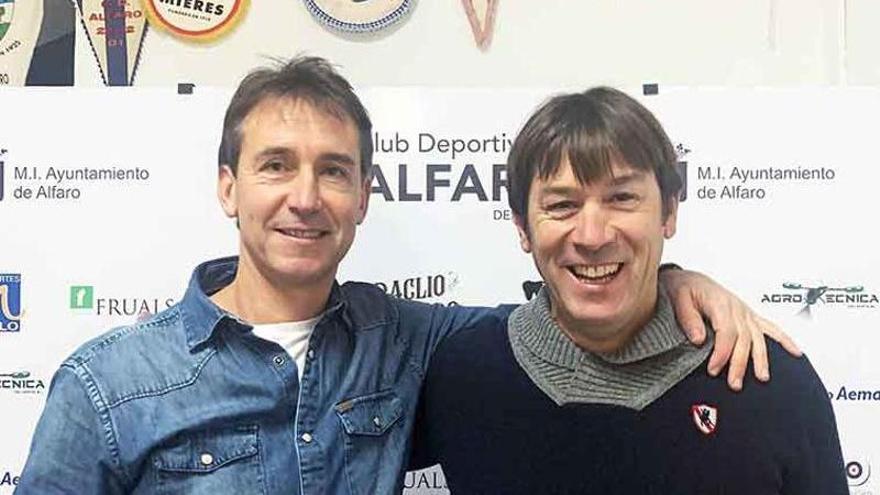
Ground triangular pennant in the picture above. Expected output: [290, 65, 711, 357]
[76, 0, 148, 86]
[461, 0, 498, 51]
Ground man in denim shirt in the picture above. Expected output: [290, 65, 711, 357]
[17, 57, 796, 494]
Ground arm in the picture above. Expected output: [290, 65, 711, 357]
[660, 268, 801, 391]
[394, 299, 506, 375]
[16, 366, 126, 494]
[779, 354, 848, 495]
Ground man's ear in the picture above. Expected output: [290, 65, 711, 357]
[662, 196, 679, 239]
[513, 213, 532, 253]
[356, 174, 371, 225]
[217, 165, 238, 219]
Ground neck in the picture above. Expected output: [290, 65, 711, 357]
[554, 286, 658, 354]
[210, 252, 333, 324]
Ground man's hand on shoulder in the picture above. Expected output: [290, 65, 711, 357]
[660, 267, 802, 391]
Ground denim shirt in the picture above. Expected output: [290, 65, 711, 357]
[17, 257, 496, 495]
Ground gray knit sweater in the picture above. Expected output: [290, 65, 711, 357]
[508, 286, 712, 410]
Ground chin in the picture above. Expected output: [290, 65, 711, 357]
[269, 259, 335, 286]
[562, 300, 629, 328]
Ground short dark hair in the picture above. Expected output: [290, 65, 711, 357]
[506, 86, 681, 219]
[218, 56, 373, 179]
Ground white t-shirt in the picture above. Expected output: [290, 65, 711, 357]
[251, 315, 321, 381]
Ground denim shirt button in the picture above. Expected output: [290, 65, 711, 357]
[200, 453, 214, 466]
[301, 432, 313, 443]
[307, 349, 315, 360]
[273, 355, 285, 366]
[372, 416, 382, 428]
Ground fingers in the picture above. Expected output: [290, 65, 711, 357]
[760, 316, 802, 357]
[673, 289, 707, 346]
[725, 328, 751, 392]
[748, 313, 770, 382]
[706, 320, 734, 378]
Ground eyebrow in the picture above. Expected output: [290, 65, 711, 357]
[607, 170, 650, 186]
[254, 147, 293, 161]
[252, 148, 357, 168]
[537, 185, 580, 197]
[319, 152, 357, 168]
[538, 170, 650, 196]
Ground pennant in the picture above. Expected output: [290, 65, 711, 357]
[0, 0, 43, 86]
[461, 0, 498, 51]
[76, 0, 148, 86]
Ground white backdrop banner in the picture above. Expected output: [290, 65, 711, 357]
[0, 87, 877, 494]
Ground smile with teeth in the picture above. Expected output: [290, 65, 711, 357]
[277, 228, 327, 240]
[568, 263, 623, 283]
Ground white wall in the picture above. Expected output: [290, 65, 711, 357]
[70, 0, 880, 88]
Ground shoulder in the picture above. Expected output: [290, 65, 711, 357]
[341, 279, 516, 335]
[711, 338, 836, 427]
[428, 306, 515, 367]
[762, 339, 829, 399]
[65, 305, 186, 365]
[60, 304, 214, 409]
[338, 281, 400, 330]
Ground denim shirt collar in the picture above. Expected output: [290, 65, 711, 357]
[179, 256, 351, 351]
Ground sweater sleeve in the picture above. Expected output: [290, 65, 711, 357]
[777, 351, 848, 495]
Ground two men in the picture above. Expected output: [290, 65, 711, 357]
[413, 87, 847, 493]
[19, 58, 796, 494]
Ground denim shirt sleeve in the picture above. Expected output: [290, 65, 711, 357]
[16, 365, 127, 494]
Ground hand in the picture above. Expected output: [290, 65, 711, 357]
[660, 268, 802, 391]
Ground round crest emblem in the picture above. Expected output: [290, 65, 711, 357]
[303, 0, 415, 33]
[144, 0, 248, 42]
[0, 1, 15, 44]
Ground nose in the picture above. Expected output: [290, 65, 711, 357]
[570, 204, 615, 251]
[285, 168, 322, 215]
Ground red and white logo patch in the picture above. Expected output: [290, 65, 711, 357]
[691, 404, 718, 435]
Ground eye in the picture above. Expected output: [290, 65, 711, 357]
[260, 160, 286, 173]
[323, 165, 351, 179]
[544, 200, 578, 216]
[609, 192, 639, 204]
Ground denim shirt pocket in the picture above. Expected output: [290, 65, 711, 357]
[151, 425, 265, 495]
[335, 390, 406, 494]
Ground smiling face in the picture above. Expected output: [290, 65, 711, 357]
[218, 96, 369, 290]
[516, 157, 678, 351]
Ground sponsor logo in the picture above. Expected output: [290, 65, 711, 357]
[0, 273, 21, 332]
[522, 280, 542, 301]
[70, 285, 94, 310]
[144, 0, 248, 41]
[374, 272, 460, 303]
[761, 281, 878, 317]
[69, 285, 174, 318]
[0, 370, 45, 394]
[828, 386, 880, 402]
[691, 403, 718, 435]
[0, 470, 20, 487]
[304, 0, 414, 34]
[403, 469, 447, 490]
[847, 458, 872, 489]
